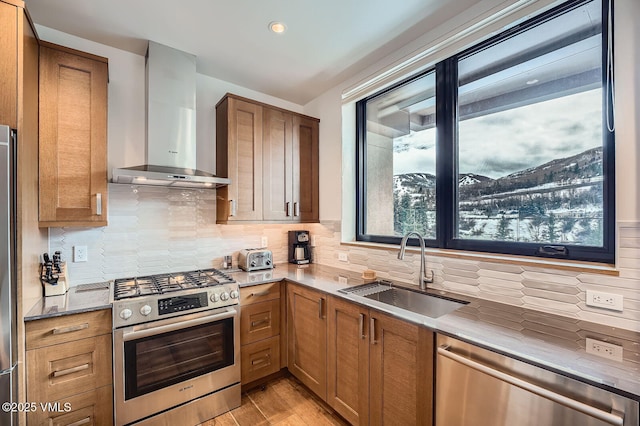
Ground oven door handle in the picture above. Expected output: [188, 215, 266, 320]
[122, 308, 238, 342]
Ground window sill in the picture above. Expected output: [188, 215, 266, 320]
[340, 241, 619, 276]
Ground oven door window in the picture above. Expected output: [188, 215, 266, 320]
[124, 317, 234, 400]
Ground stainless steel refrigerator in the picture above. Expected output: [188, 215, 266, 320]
[0, 124, 18, 425]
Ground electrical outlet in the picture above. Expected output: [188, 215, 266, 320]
[310, 235, 317, 247]
[586, 338, 623, 361]
[338, 276, 348, 285]
[338, 252, 348, 262]
[261, 236, 268, 248]
[586, 290, 623, 312]
[73, 245, 88, 262]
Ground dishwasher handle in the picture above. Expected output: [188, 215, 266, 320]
[437, 345, 624, 426]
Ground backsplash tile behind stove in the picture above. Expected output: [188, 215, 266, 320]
[49, 184, 313, 283]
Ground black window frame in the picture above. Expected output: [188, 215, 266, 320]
[356, 0, 615, 263]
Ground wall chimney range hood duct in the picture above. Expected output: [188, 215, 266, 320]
[112, 41, 230, 188]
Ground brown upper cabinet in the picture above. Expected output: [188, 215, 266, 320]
[39, 42, 108, 227]
[216, 93, 319, 224]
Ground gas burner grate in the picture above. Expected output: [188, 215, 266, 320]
[113, 268, 236, 300]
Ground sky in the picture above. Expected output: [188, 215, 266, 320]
[392, 89, 602, 179]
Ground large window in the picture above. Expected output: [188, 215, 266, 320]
[356, 0, 614, 263]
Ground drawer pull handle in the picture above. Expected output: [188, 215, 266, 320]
[52, 323, 89, 335]
[251, 354, 271, 366]
[250, 290, 271, 297]
[67, 417, 91, 426]
[96, 193, 102, 216]
[286, 201, 292, 216]
[251, 319, 269, 327]
[370, 317, 377, 345]
[294, 202, 300, 217]
[52, 363, 90, 378]
[229, 200, 236, 217]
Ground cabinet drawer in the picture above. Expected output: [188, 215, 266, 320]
[26, 309, 112, 350]
[27, 384, 113, 426]
[240, 282, 280, 305]
[241, 336, 281, 384]
[241, 299, 280, 345]
[27, 334, 112, 402]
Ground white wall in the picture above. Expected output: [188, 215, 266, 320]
[614, 0, 640, 222]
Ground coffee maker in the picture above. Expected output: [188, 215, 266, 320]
[288, 230, 311, 264]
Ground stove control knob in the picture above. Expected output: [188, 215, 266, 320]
[210, 293, 219, 303]
[140, 305, 152, 316]
[120, 309, 133, 320]
[220, 292, 229, 301]
[230, 290, 239, 299]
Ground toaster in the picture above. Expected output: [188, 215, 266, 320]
[238, 249, 273, 271]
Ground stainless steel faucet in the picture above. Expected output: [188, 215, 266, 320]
[397, 231, 434, 290]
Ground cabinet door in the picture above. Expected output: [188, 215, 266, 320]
[216, 97, 263, 222]
[263, 108, 293, 220]
[240, 299, 280, 345]
[27, 334, 112, 402]
[287, 283, 327, 400]
[0, 1, 17, 129]
[241, 336, 281, 385]
[28, 385, 113, 426]
[327, 296, 369, 426]
[39, 45, 108, 227]
[292, 115, 319, 222]
[369, 310, 434, 426]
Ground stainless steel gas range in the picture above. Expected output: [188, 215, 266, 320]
[112, 268, 241, 425]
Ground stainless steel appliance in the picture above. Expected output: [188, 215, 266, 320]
[0, 125, 17, 426]
[112, 42, 230, 189]
[436, 334, 638, 426]
[288, 230, 311, 264]
[238, 249, 273, 271]
[112, 269, 240, 425]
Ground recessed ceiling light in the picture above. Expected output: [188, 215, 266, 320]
[526, 79, 539, 85]
[269, 21, 287, 34]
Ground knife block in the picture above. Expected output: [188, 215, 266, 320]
[41, 262, 69, 297]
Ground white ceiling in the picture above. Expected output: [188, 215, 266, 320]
[24, 0, 482, 105]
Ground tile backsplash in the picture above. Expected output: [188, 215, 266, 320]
[50, 184, 313, 282]
[311, 221, 640, 333]
[51, 184, 640, 332]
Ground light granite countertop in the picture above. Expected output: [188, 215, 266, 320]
[23, 263, 640, 400]
[24, 282, 111, 321]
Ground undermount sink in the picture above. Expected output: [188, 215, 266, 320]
[340, 281, 467, 318]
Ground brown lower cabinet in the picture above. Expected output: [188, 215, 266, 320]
[287, 283, 328, 399]
[240, 282, 286, 385]
[287, 283, 434, 426]
[25, 309, 113, 425]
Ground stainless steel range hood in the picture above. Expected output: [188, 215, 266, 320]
[112, 41, 230, 189]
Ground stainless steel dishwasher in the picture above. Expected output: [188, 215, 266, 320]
[436, 335, 638, 426]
